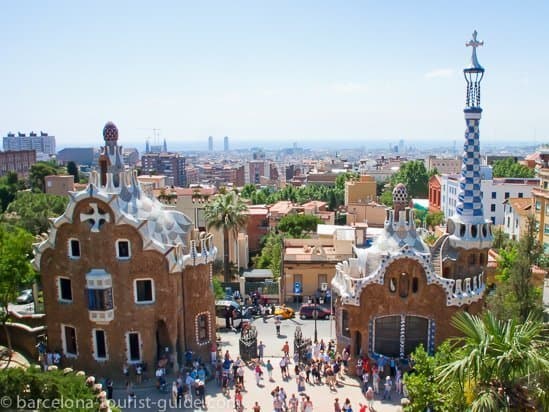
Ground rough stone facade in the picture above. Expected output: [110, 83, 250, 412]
[332, 37, 493, 370]
[34, 123, 217, 376]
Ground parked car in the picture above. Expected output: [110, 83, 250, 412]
[16, 289, 33, 304]
[299, 303, 332, 320]
[274, 305, 295, 319]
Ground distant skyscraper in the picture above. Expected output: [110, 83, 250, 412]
[163, 138, 167, 152]
[224, 136, 229, 152]
[3, 131, 56, 155]
[145, 140, 150, 154]
[208, 136, 213, 152]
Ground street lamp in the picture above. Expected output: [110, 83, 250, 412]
[313, 307, 318, 344]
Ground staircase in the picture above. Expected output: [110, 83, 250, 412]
[430, 233, 449, 276]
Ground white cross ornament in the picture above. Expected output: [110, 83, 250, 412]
[80, 203, 110, 232]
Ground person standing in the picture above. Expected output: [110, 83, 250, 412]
[289, 394, 299, 412]
[303, 395, 313, 412]
[106, 379, 113, 400]
[234, 388, 243, 412]
[210, 341, 217, 365]
[333, 397, 341, 412]
[258, 341, 266, 362]
[171, 381, 178, 406]
[135, 364, 142, 384]
[342, 398, 352, 412]
[252, 401, 261, 412]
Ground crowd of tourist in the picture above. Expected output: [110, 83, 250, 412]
[207, 338, 403, 412]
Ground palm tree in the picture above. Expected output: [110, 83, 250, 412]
[203, 191, 248, 283]
[437, 311, 549, 411]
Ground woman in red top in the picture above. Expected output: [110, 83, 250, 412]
[234, 388, 243, 411]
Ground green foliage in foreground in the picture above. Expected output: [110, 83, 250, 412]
[0, 367, 120, 412]
[5, 191, 69, 235]
[437, 312, 549, 412]
[404, 343, 465, 412]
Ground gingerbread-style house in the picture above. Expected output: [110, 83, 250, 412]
[332, 32, 493, 364]
[34, 122, 217, 375]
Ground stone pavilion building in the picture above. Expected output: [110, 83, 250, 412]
[34, 122, 217, 375]
[332, 32, 493, 363]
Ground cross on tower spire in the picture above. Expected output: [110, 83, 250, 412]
[466, 30, 484, 70]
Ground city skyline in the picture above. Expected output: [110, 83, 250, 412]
[1, 1, 548, 148]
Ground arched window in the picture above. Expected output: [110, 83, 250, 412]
[412, 277, 419, 293]
[355, 331, 362, 356]
[342, 310, 351, 338]
[389, 278, 397, 293]
[399, 273, 409, 298]
[196, 312, 211, 345]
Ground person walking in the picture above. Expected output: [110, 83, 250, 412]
[252, 401, 261, 412]
[266, 359, 274, 381]
[254, 363, 263, 386]
[372, 369, 380, 393]
[383, 376, 392, 400]
[275, 316, 281, 336]
[282, 341, 290, 357]
[365, 386, 375, 410]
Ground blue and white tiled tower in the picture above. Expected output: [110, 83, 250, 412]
[448, 31, 493, 249]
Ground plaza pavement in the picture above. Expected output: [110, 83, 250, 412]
[114, 312, 403, 411]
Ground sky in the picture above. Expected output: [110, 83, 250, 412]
[1, 1, 548, 150]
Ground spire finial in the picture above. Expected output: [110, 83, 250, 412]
[466, 30, 484, 70]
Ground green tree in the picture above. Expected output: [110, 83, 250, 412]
[6, 192, 68, 235]
[253, 232, 283, 279]
[486, 216, 543, 322]
[277, 214, 322, 238]
[425, 211, 444, 229]
[240, 184, 257, 199]
[491, 226, 510, 251]
[0, 224, 35, 368]
[0, 172, 23, 212]
[0, 367, 121, 411]
[404, 342, 464, 412]
[492, 158, 535, 178]
[29, 162, 58, 192]
[391, 160, 429, 198]
[438, 311, 549, 411]
[204, 191, 248, 282]
[66, 161, 80, 183]
[335, 171, 359, 191]
[379, 187, 393, 207]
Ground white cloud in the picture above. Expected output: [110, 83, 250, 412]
[330, 82, 369, 94]
[424, 68, 454, 79]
